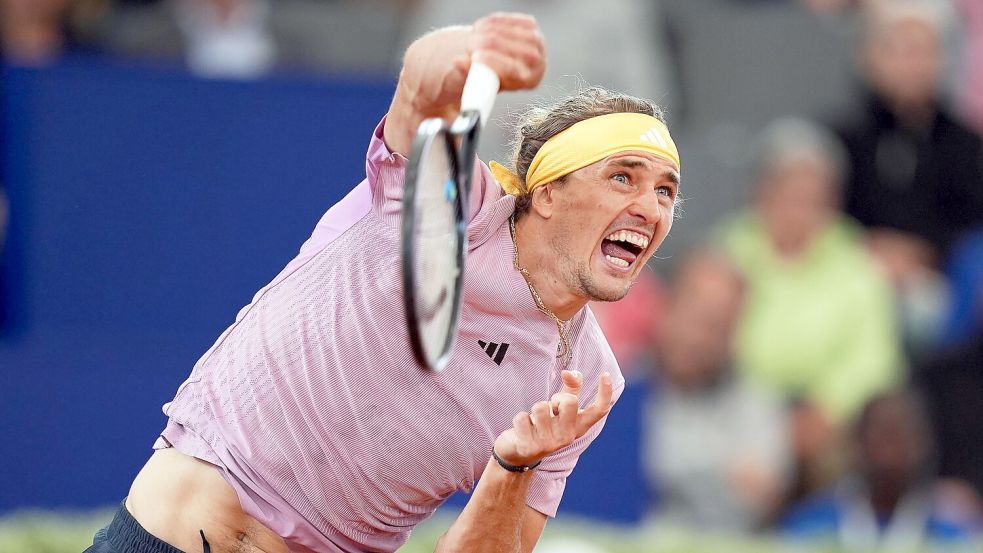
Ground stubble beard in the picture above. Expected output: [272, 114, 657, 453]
[575, 262, 634, 302]
[551, 232, 634, 304]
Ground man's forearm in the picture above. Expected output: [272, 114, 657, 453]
[435, 457, 533, 553]
[435, 370, 613, 552]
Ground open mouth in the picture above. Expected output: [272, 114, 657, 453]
[600, 230, 650, 270]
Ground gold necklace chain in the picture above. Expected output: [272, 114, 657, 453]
[509, 216, 572, 366]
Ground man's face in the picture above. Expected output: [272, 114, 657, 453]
[858, 396, 928, 485]
[758, 155, 838, 255]
[542, 150, 679, 302]
[658, 259, 744, 390]
[866, 16, 942, 108]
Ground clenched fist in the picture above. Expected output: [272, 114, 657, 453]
[386, 13, 547, 155]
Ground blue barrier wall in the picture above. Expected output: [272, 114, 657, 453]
[0, 58, 650, 524]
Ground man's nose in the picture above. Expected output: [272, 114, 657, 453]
[628, 191, 664, 225]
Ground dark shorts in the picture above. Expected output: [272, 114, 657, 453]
[84, 502, 209, 553]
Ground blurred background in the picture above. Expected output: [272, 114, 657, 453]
[2, 0, 983, 551]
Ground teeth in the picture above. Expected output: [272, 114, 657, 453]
[605, 230, 650, 249]
[605, 255, 630, 268]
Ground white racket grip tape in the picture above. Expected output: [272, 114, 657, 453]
[460, 61, 500, 126]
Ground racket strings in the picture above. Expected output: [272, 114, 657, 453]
[509, 215, 572, 367]
[412, 144, 458, 359]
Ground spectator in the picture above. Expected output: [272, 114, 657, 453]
[100, 0, 275, 78]
[717, 117, 904, 504]
[782, 390, 982, 549]
[644, 249, 791, 533]
[590, 269, 667, 378]
[0, 0, 74, 65]
[99, 0, 410, 78]
[836, 0, 983, 355]
[718, 117, 903, 425]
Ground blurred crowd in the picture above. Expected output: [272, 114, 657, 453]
[592, 0, 983, 548]
[3, 0, 983, 550]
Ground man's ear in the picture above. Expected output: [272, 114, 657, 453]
[529, 182, 557, 219]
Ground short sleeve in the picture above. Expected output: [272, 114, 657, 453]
[525, 380, 626, 517]
[365, 117, 410, 223]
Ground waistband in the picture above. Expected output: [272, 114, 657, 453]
[104, 502, 186, 553]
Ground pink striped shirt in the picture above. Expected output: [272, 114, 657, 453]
[154, 118, 625, 552]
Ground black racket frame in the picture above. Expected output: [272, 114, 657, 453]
[401, 110, 482, 371]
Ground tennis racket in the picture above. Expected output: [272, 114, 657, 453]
[402, 61, 500, 372]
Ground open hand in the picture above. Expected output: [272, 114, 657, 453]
[492, 370, 613, 468]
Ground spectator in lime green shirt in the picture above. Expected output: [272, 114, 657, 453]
[717, 118, 906, 502]
[717, 117, 904, 425]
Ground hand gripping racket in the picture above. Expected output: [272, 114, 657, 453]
[401, 61, 500, 372]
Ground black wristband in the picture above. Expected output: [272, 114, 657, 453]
[491, 448, 542, 473]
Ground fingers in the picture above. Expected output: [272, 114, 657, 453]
[471, 27, 544, 68]
[548, 370, 581, 416]
[495, 372, 615, 469]
[513, 410, 535, 442]
[431, 57, 469, 107]
[529, 401, 555, 442]
[524, 397, 577, 459]
[451, 55, 470, 75]
[471, 49, 541, 91]
[560, 370, 583, 397]
[552, 393, 579, 444]
[468, 12, 546, 91]
[575, 372, 614, 437]
[595, 372, 614, 411]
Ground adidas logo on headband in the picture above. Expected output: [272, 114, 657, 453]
[639, 127, 670, 148]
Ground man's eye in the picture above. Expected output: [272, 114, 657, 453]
[657, 185, 674, 198]
[612, 173, 630, 184]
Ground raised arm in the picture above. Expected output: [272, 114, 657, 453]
[435, 370, 615, 553]
[383, 13, 546, 156]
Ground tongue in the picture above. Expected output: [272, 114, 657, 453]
[601, 240, 637, 263]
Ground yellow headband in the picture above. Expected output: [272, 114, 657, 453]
[490, 112, 680, 197]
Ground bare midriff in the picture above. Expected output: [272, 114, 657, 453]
[126, 448, 289, 553]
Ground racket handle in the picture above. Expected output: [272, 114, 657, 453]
[460, 61, 500, 127]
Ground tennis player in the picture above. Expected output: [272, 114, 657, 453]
[86, 12, 681, 553]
